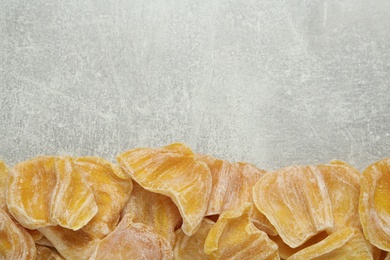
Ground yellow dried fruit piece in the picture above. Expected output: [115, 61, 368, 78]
[174, 218, 215, 260]
[287, 227, 373, 260]
[197, 154, 277, 236]
[0, 208, 36, 259]
[253, 166, 334, 248]
[360, 157, 390, 251]
[204, 203, 279, 260]
[39, 157, 133, 260]
[89, 214, 173, 260]
[318, 162, 361, 232]
[122, 182, 181, 246]
[117, 143, 212, 236]
[0, 160, 8, 210]
[36, 245, 64, 260]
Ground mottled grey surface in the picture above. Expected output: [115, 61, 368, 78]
[1, 0, 390, 171]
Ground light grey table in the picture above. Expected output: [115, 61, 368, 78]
[1, 0, 389, 171]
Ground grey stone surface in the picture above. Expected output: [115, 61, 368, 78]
[1, 0, 390, 171]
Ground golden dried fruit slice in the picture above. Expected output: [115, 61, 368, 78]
[318, 162, 361, 232]
[197, 154, 277, 235]
[287, 227, 373, 260]
[117, 143, 212, 236]
[204, 203, 279, 260]
[36, 245, 64, 260]
[360, 157, 390, 251]
[174, 218, 215, 260]
[0, 160, 8, 210]
[89, 214, 173, 260]
[253, 166, 333, 248]
[122, 182, 181, 246]
[39, 157, 133, 260]
[0, 208, 36, 259]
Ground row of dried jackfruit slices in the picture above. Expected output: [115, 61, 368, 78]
[0, 142, 390, 259]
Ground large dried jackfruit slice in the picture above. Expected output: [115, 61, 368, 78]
[0, 208, 36, 259]
[7, 156, 98, 230]
[117, 143, 212, 236]
[253, 166, 333, 248]
[0, 160, 8, 210]
[174, 218, 215, 260]
[89, 214, 173, 260]
[204, 203, 279, 260]
[39, 157, 133, 260]
[122, 182, 181, 247]
[359, 157, 390, 251]
[287, 227, 373, 260]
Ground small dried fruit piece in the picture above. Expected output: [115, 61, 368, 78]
[122, 182, 181, 246]
[196, 155, 277, 235]
[174, 218, 215, 260]
[0, 160, 8, 210]
[117, 143, 212, 235]
[36, 245, 64, 260]
[204, 203, 279, 260]
[0, 208, 36, 259]
[287, 227, 373, 260]
[253, 166, 333, 248]
[89, 214, 173, 260]
[359, 157, 390, 251]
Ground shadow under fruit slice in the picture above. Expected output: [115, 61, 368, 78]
[0, 208, 36, 259]
[359, 157, 390, 251]
[117, 143, 212, 236]
[36, 245, 64, 260]
[204, 203, 279, 260]
[253, 166, 333, 248]
[89, 214, 173, 260]
[287, 227, 373, 260]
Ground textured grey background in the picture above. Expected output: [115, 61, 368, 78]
[1, 0, 390, 171]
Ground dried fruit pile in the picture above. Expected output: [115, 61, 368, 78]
[0, 143, 389, 259]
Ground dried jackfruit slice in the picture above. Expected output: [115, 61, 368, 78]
[39, 157, 133, 260]
[122, 182, 181, 246]
[0, 160, 8, 210]
[204, 203, 279, 260]
[117, 143, 212, 236]
[287, 227, 373, 260]
[36, 245, 64, 260]
[0, 208, 36, 259]
[196, 154, 277, 235]
[318, 162, 361, 232]
[359, 157, 390, 251]
[89, 214, 173, 260]
[174, 218, 215, 260]
[253, 166, 333, 248]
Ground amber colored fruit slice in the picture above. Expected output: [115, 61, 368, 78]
[318, 162, 361, 232]
[89, 214, 173, 260]
[0, 208, 36, 259]
[287, 227, 373, 260]
[0, 160, 8, 210]
[39, 157, 133, 260]
[174, 218, 215, 260]
[122, 182, 181, 246]
[117, 143, 212, 236]
[36, 245, 64, 260]
[360, 157, 390, 251]
[204, 203, 279, 260]
[196, 154, 277, 235]
[253, 166, 333, 248]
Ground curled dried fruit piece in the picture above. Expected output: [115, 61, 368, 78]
[122, 182, 181, 247]
[359, 157, 390, 251]
[204, 203, 279, 260]
[7, 156, 98, 230]
[0, 208, 36, 259]
[253, 166, 333, 248]
[174, 218, 215, 260]
[287, 227, 373, 260]
[0, 160, 8, 210]
[90, 214, 173, 260]
[117, 143, 212, 235]
[36, 245, 64, 260]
